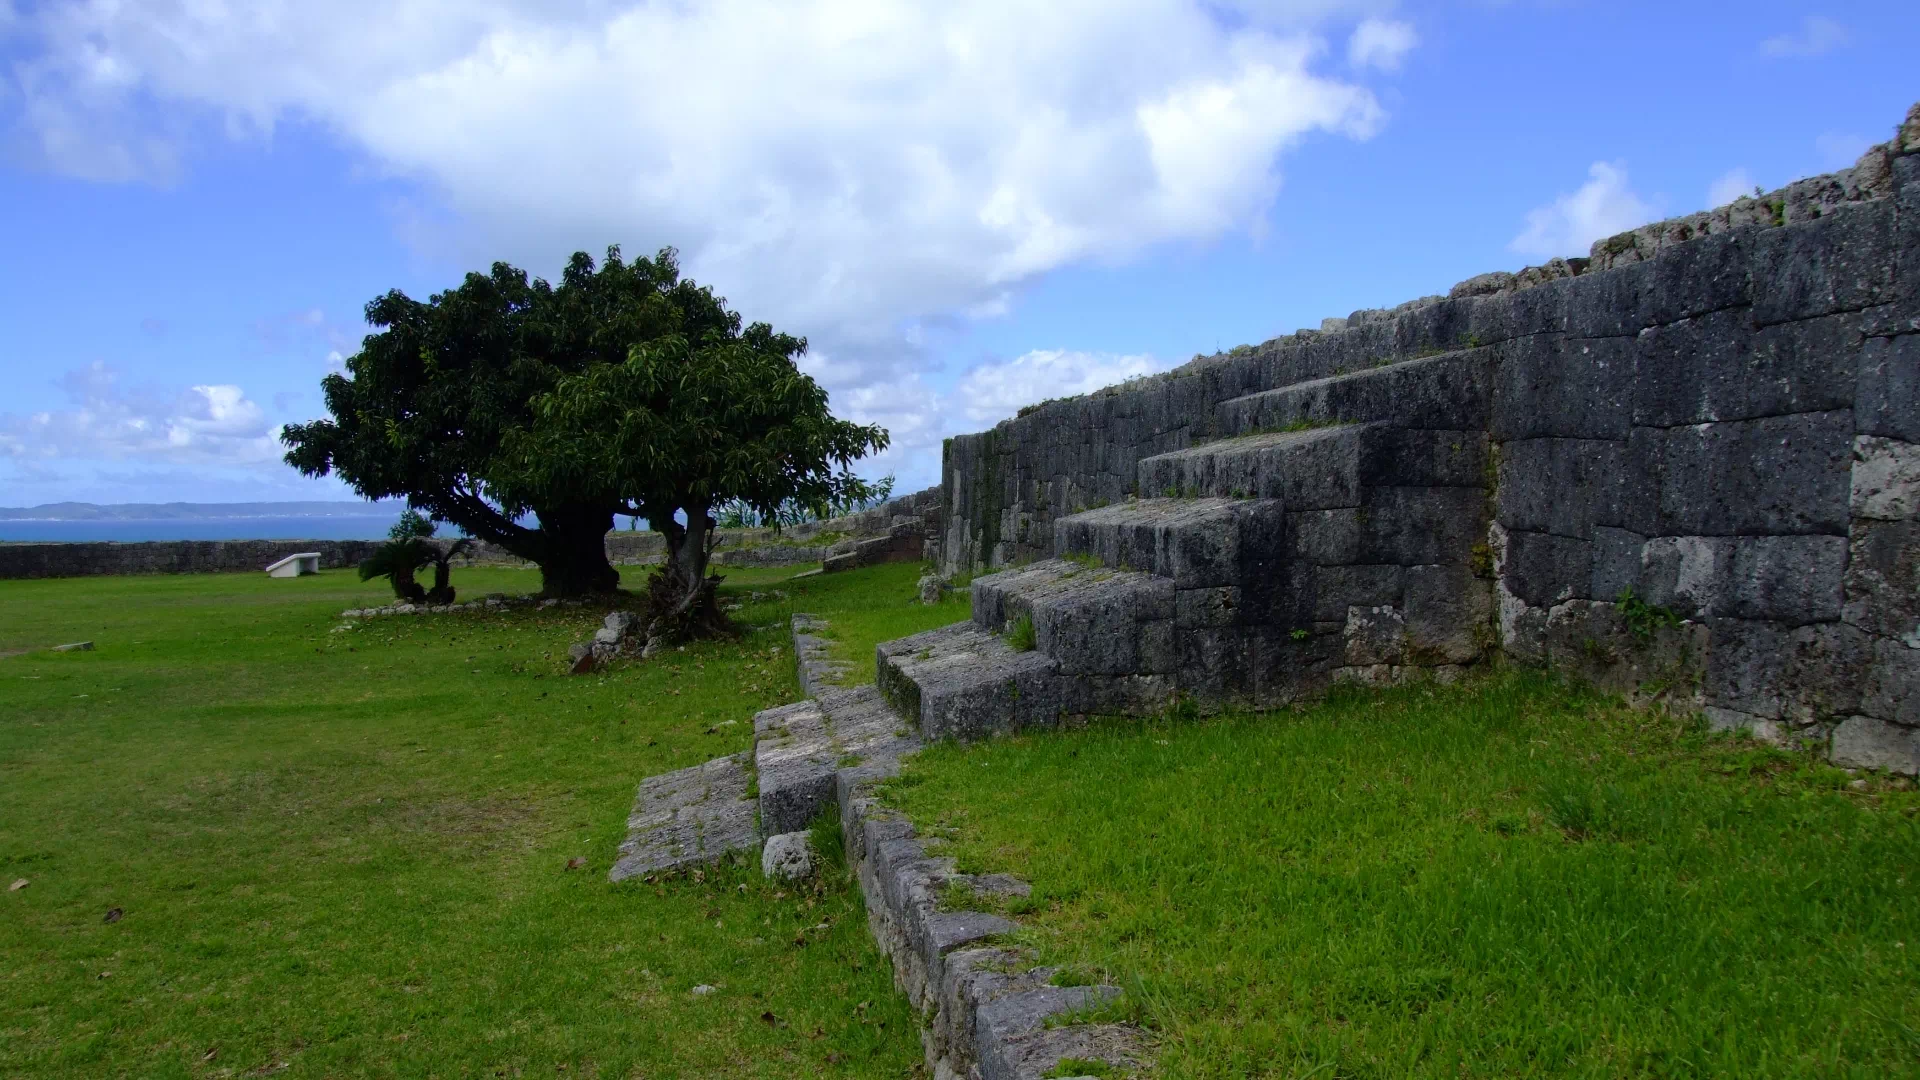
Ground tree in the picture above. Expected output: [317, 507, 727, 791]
[282, 246, 736, 597]
[499, 324, 887, 640]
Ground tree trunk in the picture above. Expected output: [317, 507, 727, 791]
[534, 503, 620, 597]
[647, 502, 731, 640]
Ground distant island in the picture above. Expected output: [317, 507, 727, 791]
[0, 500, 410, 522]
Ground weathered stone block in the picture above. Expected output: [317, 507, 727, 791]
[1218, 350, 1496, 434]
[1852, 434, 1920, 522]
[1864, 637, 1920, 726]
[1857, 334, 1920, 441]
[1703, 618, 1869, 724]
[1404, 563, 1492, 663]
[1492, 336, 1632, 440]
[1830, 715, 1919, 774]
[1175, 586, 1244, 629]
[1500, 531, 1592, 606]
[1753, 198, 1897, 325]
[1845, 518, 1920, 643]
[1644, 226, 1757, 324]
[1033, 575, 1176, 677]
[1634, 309, 1857, 426]
[1343, 605, 1406, 666]
[1590, 526, 1646, 601]
[1565, 259, 1656, 338]
[1634, 412, 1853, 536]
[1305, 564, 1403, 622]
[1364, 487, 1488, 566]
[1639, 534, 1845, 625]
[1497, 438, 1627, 537]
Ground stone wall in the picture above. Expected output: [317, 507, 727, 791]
[0, 539, 385, 579]
[0, 487, 945, 580]
[938, 103, 1920, 771]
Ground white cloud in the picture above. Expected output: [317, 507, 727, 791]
[0, 363, 283, 467]
[4, 0, 1392, 396]
[954, 349, 1170, 428]
[1707, 167, 1756, 209]
[1814, 131, 1870, 169]
[1760, 16, 1847, 58]
[1509, 161, 1655, 260]
[1347, 18, 1415, 71]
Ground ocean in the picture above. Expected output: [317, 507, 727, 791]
[0, 516, 404, 543]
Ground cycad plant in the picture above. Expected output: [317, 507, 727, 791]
[359, 511, 470, 604]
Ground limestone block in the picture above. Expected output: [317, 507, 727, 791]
[1175, 586, 1243, 629]
[1365, 487, 1488, 566]
[1852, 435, 1920, 520]
[1404, 563, 1493, 664]
[1632, 412, 1853, 536]
[1305, 564, 1403, 622]
[1703, 618, 1870, 723]
[1639, 535, 1846, 625]
[1830, 715, 1920, 774]
[1643, 226, 1756, 325]
[1469, 275, 1573, 344]
[761, 831, 816, 881]
[1491, 335, 1632, 440]
[1752, 198, 1897, 325]
[1500, 530, 1592, 607]
[1634, 310, 1858, 427]
[1589, 527, 1646, 601]
[1497, 438, 1627, 537]
[1033, 576, 1175, 677]
[1857, 335, 1920, 441]
[1343, 605, 1407, 666]
[1844, 518, 1920, 644]
[1565, 259, 1657, 338]
[1863, 638, 1920, 726]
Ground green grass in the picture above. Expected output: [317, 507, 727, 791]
[0, 562, 927, 1078]
[884, 673, 1920, 1079]
[808, 567, 971, 685]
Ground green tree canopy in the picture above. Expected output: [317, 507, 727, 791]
[499, 322, 888, 637]
[282, 246, 760, 597]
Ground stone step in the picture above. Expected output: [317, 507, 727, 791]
[1216, 348, 1497, 436]
[1051, 497, 1287, 589]
[877, 620, 1174, 740]
[877, 623, 1065, 741]
[970, 559, 1174, 676]
[758, 627, 925, 835]
[1136, 423, 1488, 510]
[608, 752, 758, 881]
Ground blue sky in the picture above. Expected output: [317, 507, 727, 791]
[1, 0, 1914, 508]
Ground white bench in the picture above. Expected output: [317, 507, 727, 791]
[265, 552, 322, 578]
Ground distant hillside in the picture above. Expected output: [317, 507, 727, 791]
[0, 500, 410, 521]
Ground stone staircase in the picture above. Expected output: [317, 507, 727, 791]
[606, 351, 1509, 1077]
[876, 350, 1501, 738]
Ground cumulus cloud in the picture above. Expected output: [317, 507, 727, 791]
[1707, 167, 1756, 209]
[0, 363, 283, 467]
[954, 349, 1170, 429]
[3, 0, 1393, 388]
[1347, 18, 1416, 71]
[1509, 161, 1654, 260]
[1760, 16, 1847, 58]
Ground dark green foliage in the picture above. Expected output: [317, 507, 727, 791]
[283, 246, 757, 598]
[1006, 614, 1036, 652]
[496, 299, 886, 638]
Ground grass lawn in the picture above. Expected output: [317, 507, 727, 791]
[0, 560, 957, 1079]
[887, 676, 1920, 1079]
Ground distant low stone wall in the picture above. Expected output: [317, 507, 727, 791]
[0, 539, 385, 580]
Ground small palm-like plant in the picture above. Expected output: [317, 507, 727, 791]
[358, 511, 469, 604]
